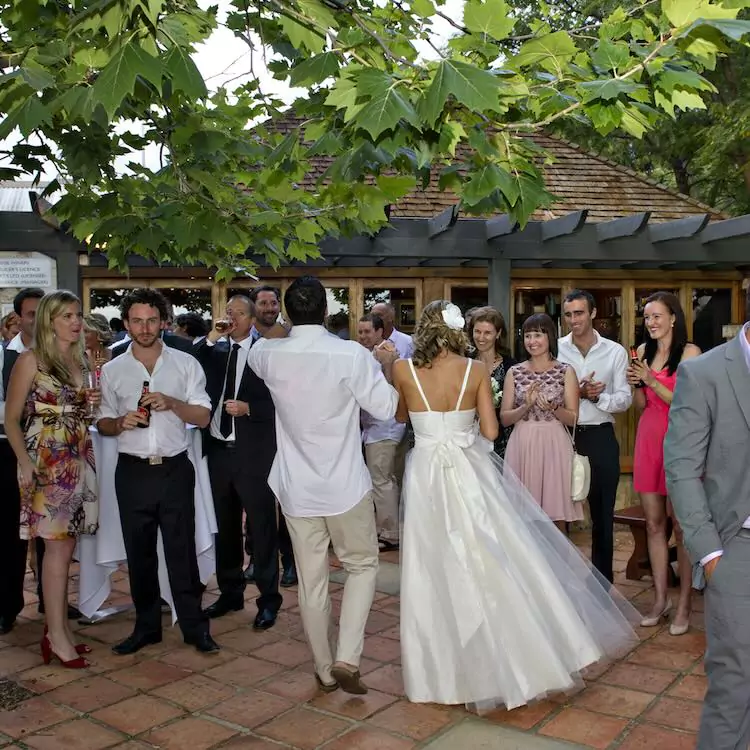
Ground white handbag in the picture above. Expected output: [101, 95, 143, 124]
[569, 417, 591, 503]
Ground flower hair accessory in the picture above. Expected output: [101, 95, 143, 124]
[441, 303, 465, 331]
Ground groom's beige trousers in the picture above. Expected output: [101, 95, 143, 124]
[283, 493, 379, 682]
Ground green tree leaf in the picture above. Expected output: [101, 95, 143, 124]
[511, 31, 578, 73]
[164, 45, 206, 99]
[579, 79, 643, 102]
[376, 174, 417, 201]
[463, 0, 515, 40]
[353, 70, 419, 138]
[412, 0, 435, 17]
[279, 15, 326, 53]
[289, 52, 340, 86]
[0, 97, 49, 139]
[93, 43, 163, 118]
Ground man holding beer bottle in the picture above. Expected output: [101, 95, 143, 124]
[97, 288, 218, 655]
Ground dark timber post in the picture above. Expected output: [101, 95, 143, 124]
[488, 258, 511, 329]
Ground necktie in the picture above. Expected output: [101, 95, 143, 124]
[220, 343, 240, 438]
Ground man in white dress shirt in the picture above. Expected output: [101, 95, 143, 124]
[98, 288, 218, 655]
[248, 276, 399, 694]
[557, 289, 632, 583]
[358, 313, 405, 549]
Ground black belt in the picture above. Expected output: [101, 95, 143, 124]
[119, 451, 187, 466]
[208, 437, 237, 449]
[575, 423, 614, 432]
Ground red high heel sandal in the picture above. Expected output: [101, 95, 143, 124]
[43, 625, 92, 655]
[41, 635, 90, 669]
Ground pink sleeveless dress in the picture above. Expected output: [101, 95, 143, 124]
[504, 362, 582, 523]
[633, 368, 677, 496]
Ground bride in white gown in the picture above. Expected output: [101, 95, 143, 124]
[392, 301, 639, 712]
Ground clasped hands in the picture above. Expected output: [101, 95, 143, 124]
[374, 340, 398, 364]
[626, 359, 655, 388]
[524, 383, 557, 412]
[579, 372, 605, 403]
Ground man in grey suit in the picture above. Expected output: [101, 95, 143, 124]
[664, 284, 750, 750]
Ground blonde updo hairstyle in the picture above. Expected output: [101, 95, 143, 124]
[84, 313, 114, 346]
[412, 300, 468, 368]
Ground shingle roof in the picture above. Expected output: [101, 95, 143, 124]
[271, 116, 725, 222]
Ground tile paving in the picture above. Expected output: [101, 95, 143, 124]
[0, 532, 705, 749]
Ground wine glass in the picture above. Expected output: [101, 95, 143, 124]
[84, 371, 100, 420]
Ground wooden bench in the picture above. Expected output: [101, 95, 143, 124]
[614, 505, 678, 586]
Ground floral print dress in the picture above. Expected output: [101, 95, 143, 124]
[19, 366, 98, 540]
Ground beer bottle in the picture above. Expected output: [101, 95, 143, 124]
[629, 347, 645, 389]
[137, 381, 151, 427]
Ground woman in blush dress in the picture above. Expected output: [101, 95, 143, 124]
[394, 300, 638, 713]
[5, 291, 99, 669]
[501, 314, 581, 532]
[628, 291, 700, 636]
[470, 306, 517, 458]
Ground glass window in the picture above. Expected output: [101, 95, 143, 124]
[88, 288, 131, 325]
[363, 286, 417, 334]
[589, 289, 623, 343]
[325, 287, 351, 340]
[692, 287, 733, 352]
[450, 286, 488, 315]
[155, 287, 212, 329]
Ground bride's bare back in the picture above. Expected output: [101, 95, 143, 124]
[392, 353, 499, 440]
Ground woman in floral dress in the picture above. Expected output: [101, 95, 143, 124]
[5, 291, 98, 668]
[501, 314, 581, 532]
[470, 307, 517, 458]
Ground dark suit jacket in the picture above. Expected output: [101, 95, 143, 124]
[110, 332, 195, 359]
[2, 348, 18, 396]
[193, 337, 276, 473]
[1, 347, 24, 440]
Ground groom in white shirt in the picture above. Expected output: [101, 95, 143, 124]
[248, 276, 399, 694]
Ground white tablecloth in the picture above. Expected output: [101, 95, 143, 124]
[77, 427, 217, 624]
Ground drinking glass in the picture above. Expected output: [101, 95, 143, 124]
[84, 371, 100, 420]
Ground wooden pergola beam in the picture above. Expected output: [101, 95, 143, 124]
[649, 214, 710, 243]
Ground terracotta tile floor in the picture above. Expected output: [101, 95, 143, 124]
[0, 531, 705, 749]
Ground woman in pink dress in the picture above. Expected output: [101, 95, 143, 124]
[502, 314, 580, 532]
[628, 291, 700, 636]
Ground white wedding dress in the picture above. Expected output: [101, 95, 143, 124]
[400, 359, 639, 712]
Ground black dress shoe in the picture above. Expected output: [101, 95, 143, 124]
[281, 563, 298, 588]
[186, 633, 220, 653]
[112, 631, 162, 655]
[204, 597, 244, 619]
[243, 563, 255, 583]
[253, 608, 277, 631]
[0, 615, 16, 634]
[37, 603, 81, 619]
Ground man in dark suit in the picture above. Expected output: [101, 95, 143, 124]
[0, 346, 29, 633]
[195, 295, 282, 630]
[244, 284, 297, 588]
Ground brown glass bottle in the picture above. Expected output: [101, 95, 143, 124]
[629, 347, 645, 389]
[137, 381, 151, 427]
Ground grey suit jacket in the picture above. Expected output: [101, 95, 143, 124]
[664, 332, 750, 590]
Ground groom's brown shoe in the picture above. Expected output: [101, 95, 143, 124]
[331, 664, 367, 695]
